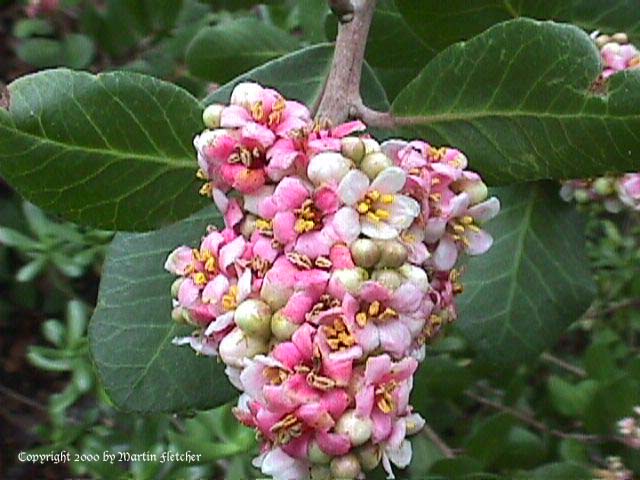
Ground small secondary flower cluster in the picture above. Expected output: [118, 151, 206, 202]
[617, 406, 640, 449]
[165, 82, 500, 480]
[560, 32, 640, 213]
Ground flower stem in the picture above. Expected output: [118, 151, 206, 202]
[315, 0, 377, 124]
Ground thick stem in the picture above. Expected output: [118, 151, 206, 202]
[315, 0, 377, 124]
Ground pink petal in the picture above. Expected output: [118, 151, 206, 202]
[378, 321, 411, 358]
[371, 408, 393, 443]
[465, 229, 493, 255]
[316, 431, 351, 456]
[273, 211, 298, 246]
[219, 236, 246, 270]
[432, 236, 458, 271]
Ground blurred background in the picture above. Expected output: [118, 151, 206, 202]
[1, 1, 639, 479]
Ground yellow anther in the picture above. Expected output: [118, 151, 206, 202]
[453, 224, 465, 234]
[381, 194, 395, 204]
[375, 209, 390, 220]
[367, 212, 380, 223]
[251, 101, 264, 121]
[268, 97, 286, 126]
[357, 202, 370, 214]
[193, 272, 207, 286]
[630, 56, 640, 67]
[429, 193, 442, 202]
[256, 218, 273, 232]
[196, 168, 208, 180]
[431, 177, 441, 186]
[355, 312, 368, 327]
[367, 190, 381, 202]
[204, 255, 218, 273]
[368, 301, 381, 317]
[461, 216, 474, 225]
[222, 285, 239, 311]
[468, 224, 481, 233]
[199, 183, 213, 197]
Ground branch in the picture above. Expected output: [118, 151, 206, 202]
[422, 423, 456, 458]
[315, 0, 377, 124]
[540, 352, 587, 378]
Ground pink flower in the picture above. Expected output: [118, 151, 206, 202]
[602, 42, 640, 77]
[354, 354, 418, 444]
[618, 173, 640, 210]
[426, 193, 500, 271]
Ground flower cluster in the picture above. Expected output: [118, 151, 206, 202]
[560, 32, 640, 213]
[165, 82, 500, 480]
[617, 406, 640, 449]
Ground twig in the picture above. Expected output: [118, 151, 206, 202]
[422, 423, 456, 458]
[0, 383, 48, 414]
[464, 389, 627, 445]
[315, 0, 377, 124]
[540, 352, 587, 378]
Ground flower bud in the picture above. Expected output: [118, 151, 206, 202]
[308, 152, 351, 185]
[202, 104, 224, 129]
[230, 81, 262, 107]
[260, 280, 293, 310]
[235, 299, 272, 338]
[362, 138, 381, 155]
[596, 34, 611, 48]
[356, 444, 381, 471]
[612, 32, 629, 44]
[171, 306, 185, 323]
[308, 439, 332, 464]
[371, 269, 403, 291]
[399, 264, 430, 292]
[330, 453, 361, 479]
[271, 309, 299, 341]
[454, 178, 488, 205]
[377, 240, 408, 268]
[336, 410, 373, 446]
[574, 189, 590, 203]
[310, 465, 331, 480]
[219, 327, 268, 368]
[350, 238, 381, 268]
[171, 278, 184, 298]
[240, 214, 257, 238]
[361, 152, 393, 180]
[331, 267, 368, 295]
[593, 177, 615, 196]
[341, 137, 366, 163]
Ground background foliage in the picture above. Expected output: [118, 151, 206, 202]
[1, 0, 639, 478]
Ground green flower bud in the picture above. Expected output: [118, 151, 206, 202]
[171, 278, 184, 298]
[612, 32, 629, 44]
[574, 189, 590, 203]
[399, 264, 429, 292]
[261, 281, 293, 310]
[593, 177, 615, 196]
[361, 152, 393, 180]
[332, 267, 368, 295]
[596, 34, 611, 48]
[350, 238, 381, 268]
[202, 104, 224, 129]
[219, 327, 268, 368]
[308, 440, 332, 464]
[336, 410, 373, 446]
[341, 137, 366, 163]
[271, 309, 299, 341]
[330, 453, 361, 480]
[171, 307, 185, 323]
[310, 465, 331, 480]
[377, 240, 408, 268]
[234, 299, 272, 338]
[356, 444, 381, 471]
[371, 269, 403, 291]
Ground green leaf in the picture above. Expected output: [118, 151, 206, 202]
[365, 0, 437, 99]
[396, 0, 640, 52]
[584, 374, 640, 433]
[16, 38, 64, 68]
[186, 18, 298, 83]
[515, 462, 592, 479]
[13, 19, 54, 38]
[493, 427, 546, 469]
[89, 206, 237, 412]
[457, 182, 596, 364]
[464, 413, 514, 468]
[547, 376, 598, 418]
[62, 34, 96, 69]
[204, 44, 389, 116]
[0, 69, 207, 231]
[392, 19, 640, 184]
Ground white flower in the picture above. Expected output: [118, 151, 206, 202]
[336, 166, 420, 240]
[307, 152, 351, 185]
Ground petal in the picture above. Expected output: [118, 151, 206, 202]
[370, 166, 406, 194]
[432, 236, 458, 271]
[164, 246, 193, 275]
[378, 321, 412, 358]
[316, 431, 351, 456]
[178, 279, 200, 307]
[365, 354, 392, 384]
[273, 211, 298, 246]
[423, 217, 447, 244]
[355, 384, 375, 417]
[220, 105, 252, 128]
[338, 169, 370, 205]
[388, 195, 420, 229]
[296, 230, 333, 258]
[244, 185, 275, 216]
[273, 177, 310, 211]
[330, 207, 362, 244]
[387, 439, 412, 469]
[468, 196, 501, 223]
[241, 122, 276, 148]
[465, 229, 494, 255]
[219, 236, 246, 270]
[202, 274, 229, 304]
[361, 218, 398, 240]
[371, 408, 393, 443]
